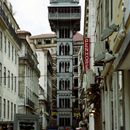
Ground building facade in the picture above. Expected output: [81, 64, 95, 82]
[82, 0, 97, 130]
[48, 0, 81, 129]
[72, 33, 83, 128]
[16, 30, 40, 115]
[93, 0, 130, 130]
[0, 0, 20, 129]
[30, 34, 57, 129]
[38, 85, 48, 130]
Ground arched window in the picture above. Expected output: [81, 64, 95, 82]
[65, 79, 70, 90]
[61, 62, 65, 72]
[66, 43, 70, 55]
[60, 43, 64, 55]
[65, 44, 67, 55]
[59, 80, 61, 90]
[67, 80, 70, 90]
[66, 62, 70, 72]
[59, 62, 61, 72]
[61, 80, 64, 90]
[65, 62, 67, 72]
[65, 80, 67, 90]
[59, 44, 61, 55]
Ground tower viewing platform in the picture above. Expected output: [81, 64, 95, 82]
[48, 0, 81, 32]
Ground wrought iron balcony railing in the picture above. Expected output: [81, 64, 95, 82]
[26, 98, 35, 109]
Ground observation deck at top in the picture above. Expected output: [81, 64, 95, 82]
[48, 0, 81, 32]
[50, 0, 79, 4]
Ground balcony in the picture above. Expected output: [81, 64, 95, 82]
[0, 6, 20, 47]
[39, 95, 47, 102]
[48, 12, 81, 20]
[26, 98, 35, 109]
[48, 6, 81, 20]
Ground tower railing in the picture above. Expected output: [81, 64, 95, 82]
[48, 12, 80, 20]
[50, 0, 79, 4]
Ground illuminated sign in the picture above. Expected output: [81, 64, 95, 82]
[84, 37, 90, 72]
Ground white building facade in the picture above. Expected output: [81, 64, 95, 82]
[0, 0, 20, 124]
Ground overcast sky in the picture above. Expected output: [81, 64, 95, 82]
[10, 0, 84, 36]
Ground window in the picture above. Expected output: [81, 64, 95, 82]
[101, 4, 103, 33]
[4, 36, 6, 53]
[74, 67, 78, 73]
[15, 50, 17, 64]
[4, 67, 6, 85]
[59, 43, 64, 55]
[3, 99, 6, 118]
[8, 41, 10, 57]
[8, 70, 10, 88]
[0, 97, 1, 118]
[37, 40, 42, 45]
[14, 76, 17, 92]
[59, 118, 70, 126]
[59, 43, 70, 55]
[0, 63, 2, 85]
[14, 104, 16, 114]
[105, 0, 109, 26]
[59, 98, 70, 108]
[38, 41, 42, 44]
[7, 100, 9, 119]
[12, 46, 14, 61]
[59, 62, 70, 73]
[45, 39, 51, 44]
[59, 28, 70, 38]
[59, 79, 70, 90]
[74, 57, 78, 65]
[74, 78, 78, 87]
[110, 0, 113, 21]
[0, 31, 2, 50]
[65, 62, 70, 72]
[65, 43, 70, 55]
[11, 102, 13, 120]
[65, 98, 70, 108]
[59, 62, 64, 72]
[65, 28, 70, 38]
[59, 80, 64, 90]
[65, 80, 70, 90]
[11, 73, 13, 90]
[59, 99, 63, 108]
